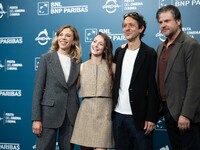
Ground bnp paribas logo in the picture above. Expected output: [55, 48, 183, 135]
[85, 28, 98, 42]
[156, 117, 167, 131]
[35, 57, 40, 71]
[37, 2, 49, 15]
[159, 0, 173, 8]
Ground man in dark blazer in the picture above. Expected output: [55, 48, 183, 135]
[156, 5, 200, 150]
[112, 12, 159, 150]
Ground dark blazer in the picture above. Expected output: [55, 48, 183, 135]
[32, 51, 80, 128]
[113, 42, 159, 129]
[156, 32, 200, 123]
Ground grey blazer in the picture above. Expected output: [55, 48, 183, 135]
[156, 32, 200, 123]
[32, 51, 80, 128]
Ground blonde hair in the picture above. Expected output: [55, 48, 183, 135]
[49, 25, 82, 63]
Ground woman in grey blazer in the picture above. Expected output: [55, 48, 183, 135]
[32, 25, 82, 150]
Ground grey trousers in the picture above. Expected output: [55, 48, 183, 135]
[36, 113, 74, 150]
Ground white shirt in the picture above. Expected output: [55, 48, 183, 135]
[115, 48, 139, 115]
[57, 51, 71, 82]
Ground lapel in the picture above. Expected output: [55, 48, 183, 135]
[49, 51, 68, 89]
[164, 32, 185, 81]
[116, 42, 146, 84]
[116, 46, 126, 79]
[130, 42, 146, 84]
[67, 59, 80, 88]
[156, 43, 164, 83]
[48, 51, 80, 89]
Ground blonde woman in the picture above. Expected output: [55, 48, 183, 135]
[32, 25, 82, 150]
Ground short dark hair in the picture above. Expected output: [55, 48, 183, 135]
[123, 12, 146, 39]
[156, 5, 182, 29]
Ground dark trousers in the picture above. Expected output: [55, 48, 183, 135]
[36, 113, 74, 150]
[163, 102, 200, 150]
[113, 112, 153, 150]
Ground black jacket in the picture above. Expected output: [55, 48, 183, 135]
[112, 42, 159, 129]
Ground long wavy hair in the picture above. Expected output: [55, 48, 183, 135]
[90, 32, 114, 81]
[49, 25, 82, 63]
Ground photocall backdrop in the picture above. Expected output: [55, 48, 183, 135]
[0, 0, 199, 150]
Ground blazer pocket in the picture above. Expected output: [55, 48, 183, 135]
[41, 99, 54, 106]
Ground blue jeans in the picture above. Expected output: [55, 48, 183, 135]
[113, 112, 153, 150]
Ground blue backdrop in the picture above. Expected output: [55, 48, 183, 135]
[0, 0, 200, 150]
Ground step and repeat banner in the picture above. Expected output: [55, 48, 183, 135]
[0, 0, 200, 149]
